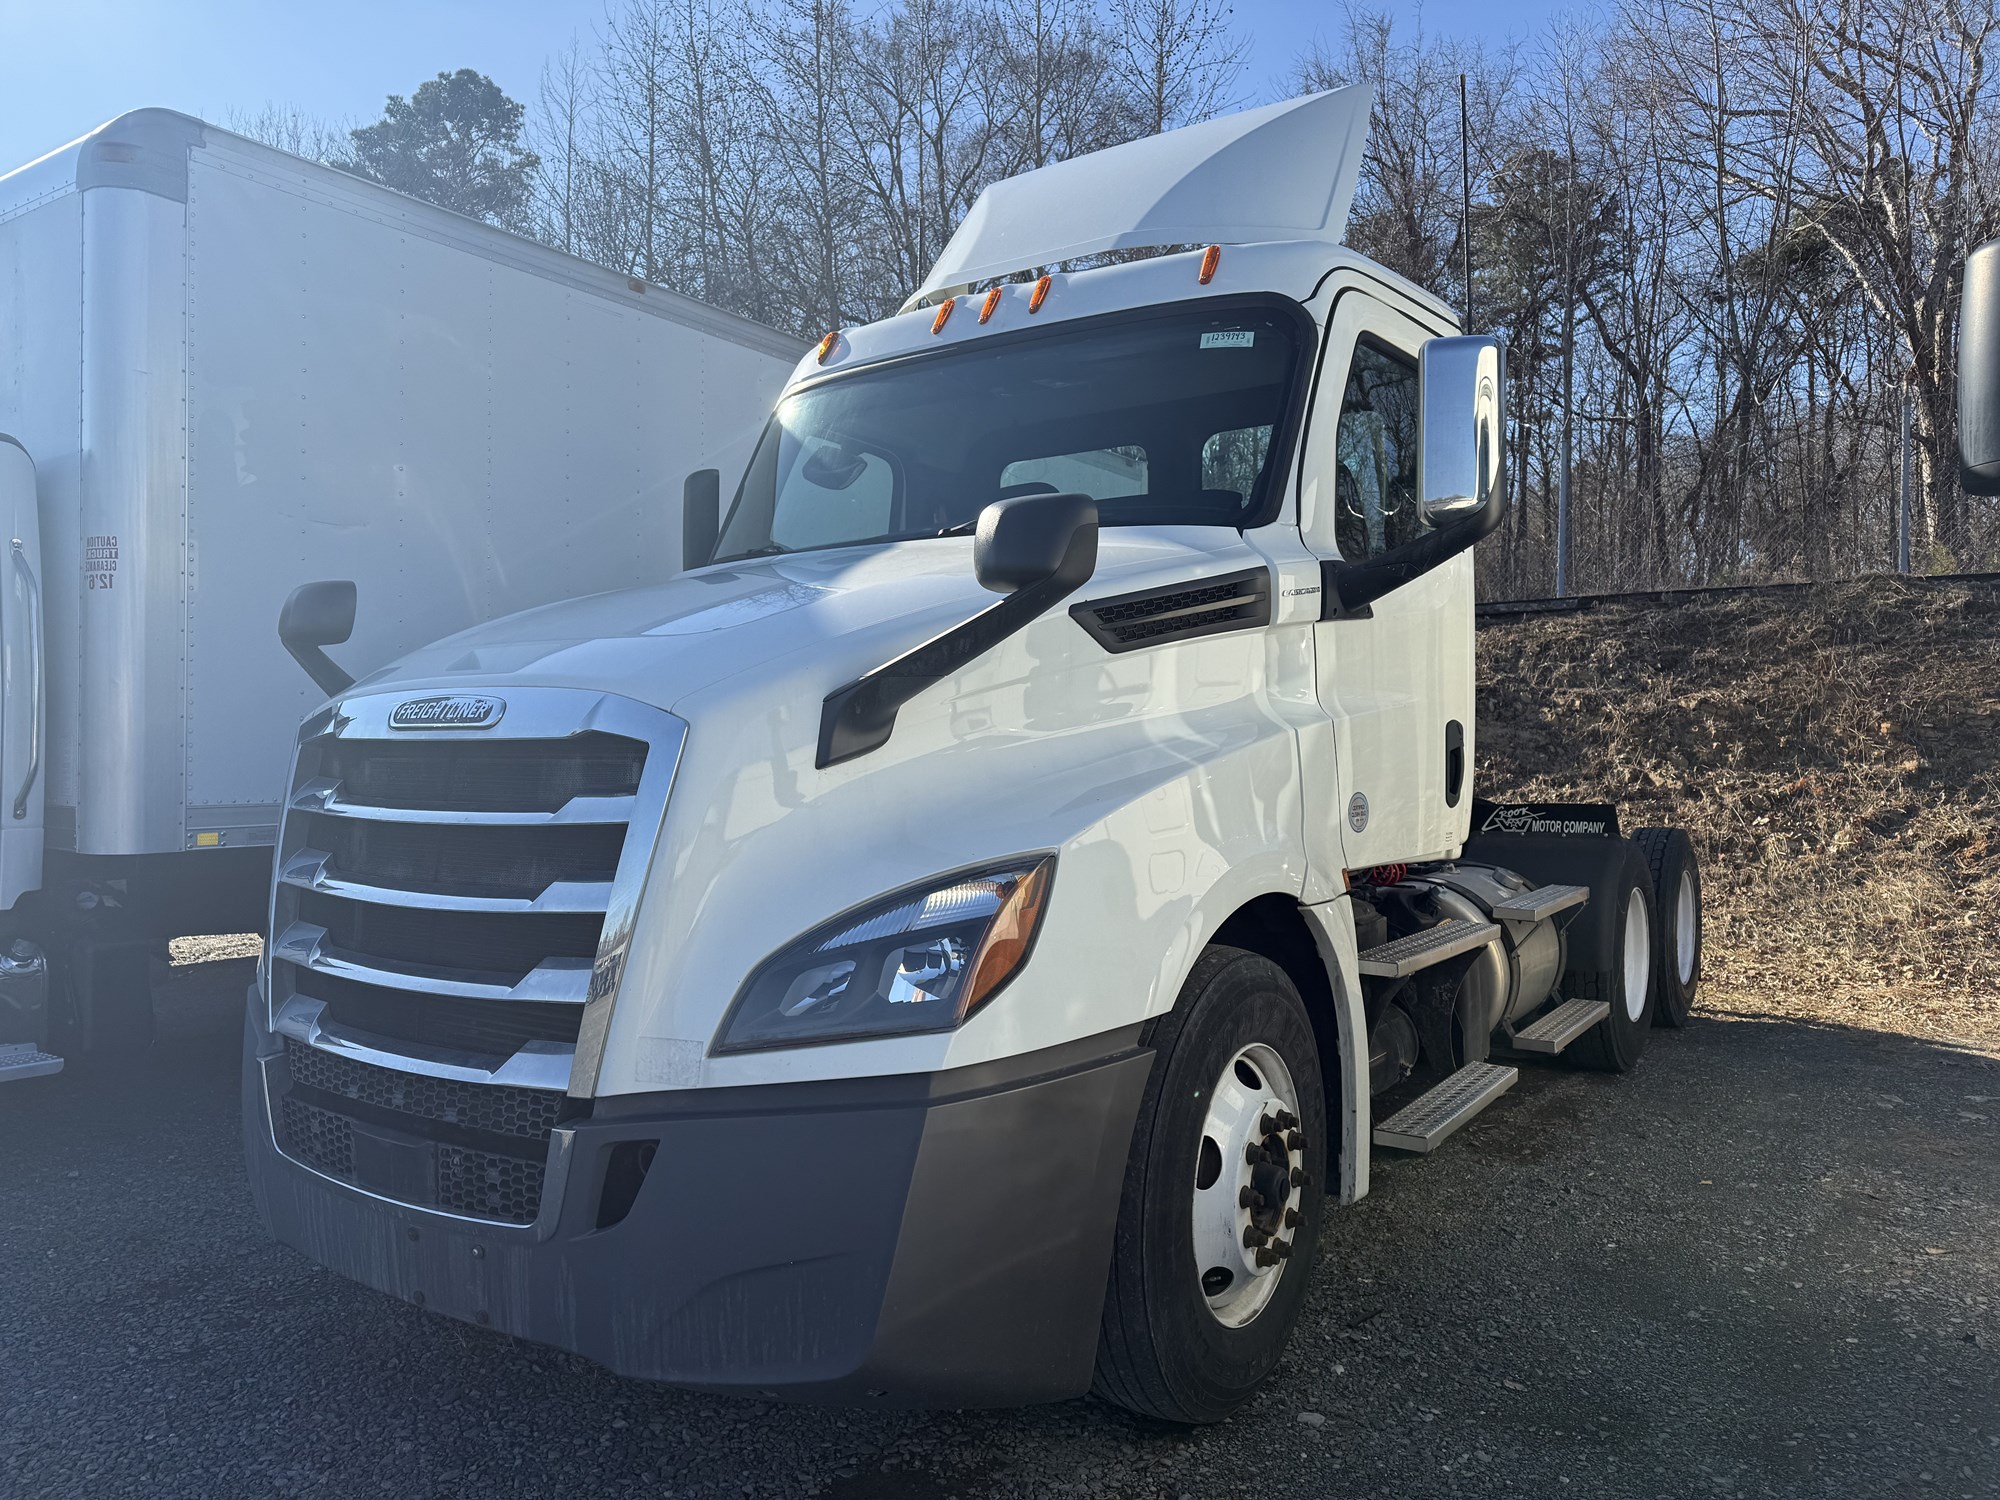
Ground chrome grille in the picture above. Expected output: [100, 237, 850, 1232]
[263, 688, 685, 1227]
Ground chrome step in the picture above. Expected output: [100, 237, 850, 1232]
[0, 1042, 64, 1083]
[1357, 918, 1499, 978]
[1371, 1061, 1517, 1152]
[1511, 997, 1610, 1055]
[1490, 882, 1590, 923]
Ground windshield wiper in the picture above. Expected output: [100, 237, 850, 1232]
[717, 543, 792, 562]
[933, 520, 978, 537]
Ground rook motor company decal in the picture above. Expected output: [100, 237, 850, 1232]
[1471, 798, 1621, 839]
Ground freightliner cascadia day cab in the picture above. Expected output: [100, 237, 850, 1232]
[0, 111, 797, 1079]
[244, 88, 1708, 1422]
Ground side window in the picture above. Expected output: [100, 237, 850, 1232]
[1333, 339, 1422, 562]
[770, 437, 896, 550]
[1201, 424, 1273, 504]
[1001, 447, 1148, 501]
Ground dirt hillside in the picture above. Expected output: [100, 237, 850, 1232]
[1475, 575, 2000, 1045]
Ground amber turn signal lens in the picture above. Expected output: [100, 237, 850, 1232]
[979, 286, 1003, 323]
[1028, 275, 1052, 313]
[962, 857, 1054, 1017]
[931, 298, 955, 334]
[1198, 244, 1221, 284]
[814, 330, 838, 364]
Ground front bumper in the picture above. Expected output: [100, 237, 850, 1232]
[243, 1002, 1152, 1408]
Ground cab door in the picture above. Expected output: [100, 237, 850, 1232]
[1296, 288, 1471, 874]
[0, 438, 43, 912]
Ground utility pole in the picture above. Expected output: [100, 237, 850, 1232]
[1898, 381, 1913, 574]
[1556, 143, 1576, 597]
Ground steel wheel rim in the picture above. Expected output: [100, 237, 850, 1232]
[1191, 1042, 1303, 1328]
[1622, 890, 1651, 1023]
[1675, 868, 1697, 987]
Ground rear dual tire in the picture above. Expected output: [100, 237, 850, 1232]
[1564, 865, 1655, 1073]
[1093, 946, 1327, 1424]
[1633, 826, 1702, 1027]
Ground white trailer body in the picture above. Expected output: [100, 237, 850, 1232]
[244, 89, 1706, 1419]
[0, 110, 797, 1058]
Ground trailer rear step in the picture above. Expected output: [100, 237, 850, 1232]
[1489, 882, 1589, 922]
[0, 1043, 63, 1083]
[1371, 1061, 1517, 1152]
[1511, 997, 1611, 1055]
[1357, 918, 1499, 978]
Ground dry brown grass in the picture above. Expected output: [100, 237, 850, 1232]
[1476, 575, 2000, 1045]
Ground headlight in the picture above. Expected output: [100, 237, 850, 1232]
[713, 856, 1054, 1053]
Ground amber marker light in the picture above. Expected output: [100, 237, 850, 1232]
[1198, 244, 1222, 284]
[814, 329, 839, 364]
[961, 857, 1054, 1018]
[1028, 275, 1052, 313]
[979, 286, 1004, 324]
[931, 297, 956, 334]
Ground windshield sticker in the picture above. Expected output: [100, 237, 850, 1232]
[1200, 331, 1255, 349]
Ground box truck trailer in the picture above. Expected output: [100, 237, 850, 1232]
[0, 110, 799, 1078]
[244, 88, 1711, 1421]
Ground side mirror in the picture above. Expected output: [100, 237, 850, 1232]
[1323, 335, 1508, 616]
[973, 490, 1098, 594]
[279, 580, 357, 698]
[1960, 238, 2000, 495]
[682, 468, 721, 570]
[1419, 335, 1507, 525]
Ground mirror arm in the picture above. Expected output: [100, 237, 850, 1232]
[286, 639, 355, 699]
[1319, 496, 1508, 619]
[817, 528, 1093, 768]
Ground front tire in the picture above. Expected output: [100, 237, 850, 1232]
[1093, 946, 1327, 1424]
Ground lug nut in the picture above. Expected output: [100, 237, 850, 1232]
[1287, 1130, 1306, 1151]
[1291, 1166, 1311, 1189]
[1242, 1225, 1269, 1248]
[1271, 1238, 1293, 1260]
[1239, 1185, 1255, 1209]
[1254, 1247, 1280, 1268]
[1259, 1113, 1281, 1135]
[1245, 1144, 1267, 1167]
[1285, 1207, 1300, 1229]
[1274, 1109, 1298, 1131]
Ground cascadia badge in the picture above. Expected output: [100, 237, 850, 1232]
[388, 694, 505, 730]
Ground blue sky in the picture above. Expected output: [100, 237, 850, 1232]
[0, 0, 1565, 173]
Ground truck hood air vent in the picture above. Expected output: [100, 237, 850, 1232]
[1071, 567, 1271, 653]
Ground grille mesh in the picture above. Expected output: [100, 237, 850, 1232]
[280, 1094, 355, 1179]
[1073, 570, 1271, 651]
[436, 1144, 546, 1224]
[286, 1039, 570, 1139]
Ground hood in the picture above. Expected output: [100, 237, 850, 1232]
[352, 527, 1252, 716]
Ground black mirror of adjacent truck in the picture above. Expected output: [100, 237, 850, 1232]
[278, 580, 357, 698]
[1959, 238, 2000, 495]
[682, 468, 722, 569]
[818, 492, 1098, 767]
[1322, 334, 1508, 617]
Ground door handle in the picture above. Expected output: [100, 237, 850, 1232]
[12, 539, 41, 820]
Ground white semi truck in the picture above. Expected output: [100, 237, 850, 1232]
[243, 88, 1707, 1422]
[0, 110, 797, 1078]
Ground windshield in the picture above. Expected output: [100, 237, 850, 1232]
[714, 301, 1309, 563]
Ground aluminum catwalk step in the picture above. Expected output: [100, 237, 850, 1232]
[1489, 882, 1590, 923]
[1371, 1061, 1518, 1153]
[0, 1043, 64, 1083]
[1357, 918, 1499, 979]
[1511, 997, 1611, 1055]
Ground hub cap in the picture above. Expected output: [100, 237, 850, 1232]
[1622, 889, 1651, 1022]
[1191, 1043, 1307, 1327]
[1675, 868, 1698, 986]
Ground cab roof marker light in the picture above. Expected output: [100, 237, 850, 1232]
[931, 297, 956, 335]
[979, 286, 1003, 324]
[814, 329, 839, 364]
[1198, 244, 1222, 284]
[1028, 275, 1052, 313]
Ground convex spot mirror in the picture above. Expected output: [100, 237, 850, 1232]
[1419, 334, 1506, 525]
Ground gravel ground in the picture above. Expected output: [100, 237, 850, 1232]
[3, 958, 1996, 1500]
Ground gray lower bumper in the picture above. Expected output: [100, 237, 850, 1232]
[243, 1005, 1151, 1407]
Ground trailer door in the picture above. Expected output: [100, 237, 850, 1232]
[0, 439, 44, 910]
